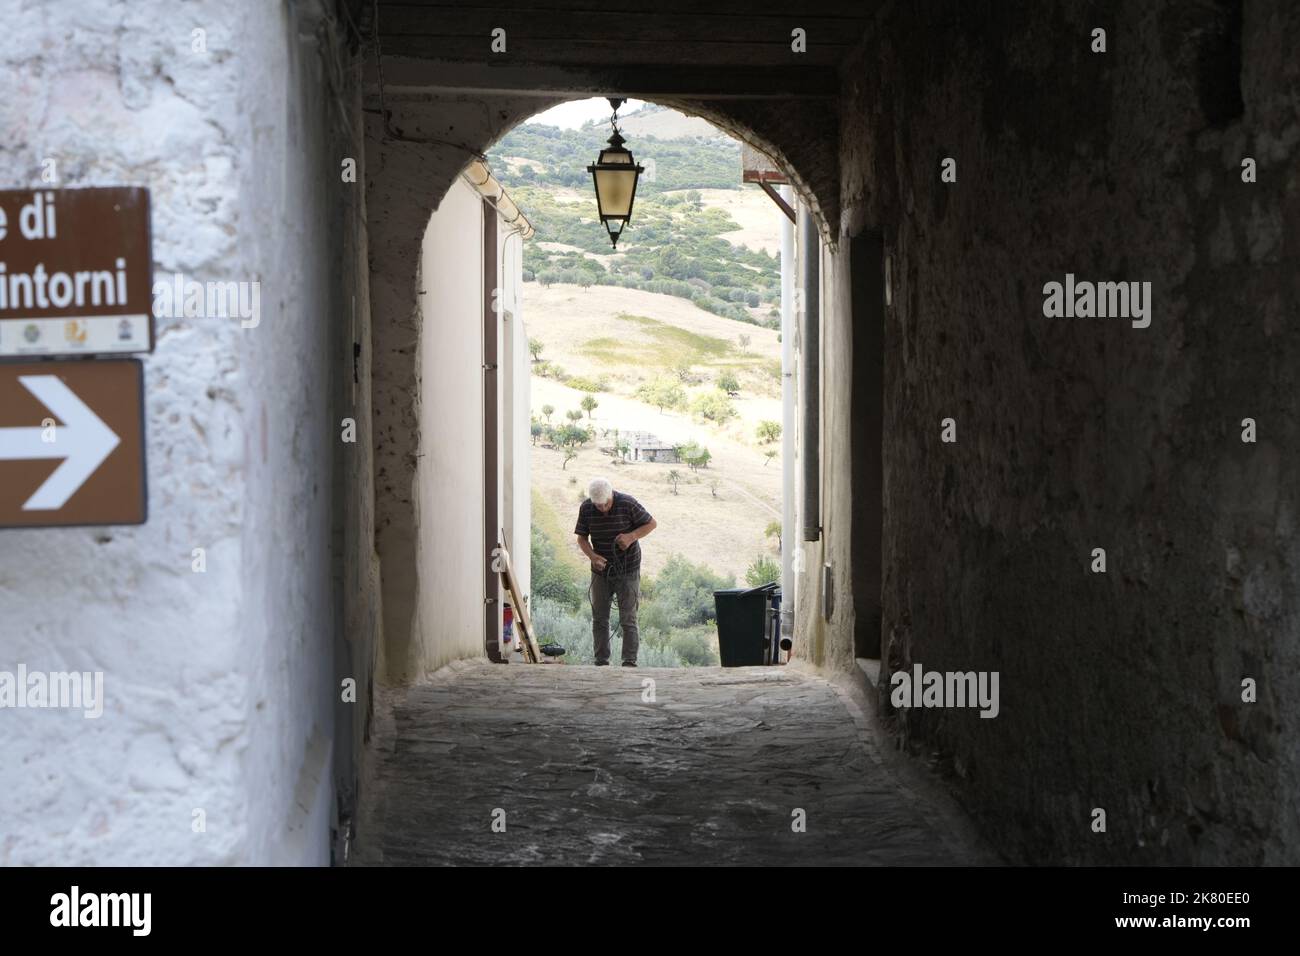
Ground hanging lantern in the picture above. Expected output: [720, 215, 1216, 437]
[587, 98, 645, 248]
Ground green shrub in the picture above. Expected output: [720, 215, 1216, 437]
[690, 390, 737, 424]
[638, 640, 684, 668]
[530, 526, 585, 610]
[535, 361, 568, 382]
[530, 596, 595, 661]
[640, 554, 735, 631]
[745, 555, 781, 588]
[669, 626, 720, 666]
[635, 377, 686, 412]
[677, 441, 712, 470]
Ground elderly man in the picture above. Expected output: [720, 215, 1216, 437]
[574, 477, 657, 666]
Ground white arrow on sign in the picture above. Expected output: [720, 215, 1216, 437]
[0, 375, 121, 510]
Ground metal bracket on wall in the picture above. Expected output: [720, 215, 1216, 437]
[757, 179, 796, 223]
[822, 562, 834, 622]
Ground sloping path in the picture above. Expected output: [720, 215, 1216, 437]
[352, 660, 993, 866]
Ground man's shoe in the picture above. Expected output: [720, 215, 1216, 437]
[622, 661, 637, 667]
[595, 660, 610, 666]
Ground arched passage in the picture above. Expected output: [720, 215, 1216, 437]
[347, 0, 1300, 868]
[363, 83, 836, 683]
[6, 0, 1296, 871]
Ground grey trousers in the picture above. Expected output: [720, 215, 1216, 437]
[590, 570, 641, 664]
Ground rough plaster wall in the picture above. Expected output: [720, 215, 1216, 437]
[335, 61, 381, 853]
[366, 84, 838, 681]
[839, 0, 1300, 863]
[0, 0, 362, 864]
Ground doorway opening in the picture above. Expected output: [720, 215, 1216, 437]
[498, 99, 793, 667]
[404, 97, 808, 668]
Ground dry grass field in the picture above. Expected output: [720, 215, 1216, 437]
[526, 283, 784, 581]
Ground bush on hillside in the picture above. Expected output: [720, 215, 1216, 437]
[640, 554, 735, 632]
[690, 390, 737, 424]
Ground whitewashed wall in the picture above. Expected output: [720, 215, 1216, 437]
[503, 232, 531, 600]
[414, 179, 488, 671]
[412, 179, 531, 671]
[0, 0, 361, 864]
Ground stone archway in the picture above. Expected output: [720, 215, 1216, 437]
[364, 81, 838, 680]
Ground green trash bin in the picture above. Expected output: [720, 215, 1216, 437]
[714, 584, 777, 667]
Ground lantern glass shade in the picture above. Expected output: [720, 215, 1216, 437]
[588, 134, 644, 246]
[594, 150, 637, 217]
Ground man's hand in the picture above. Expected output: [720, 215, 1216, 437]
[591, 555, 608, 572]
[615, 532, 637, 551]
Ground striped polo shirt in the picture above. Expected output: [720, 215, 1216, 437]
[574, 491, 654, 575]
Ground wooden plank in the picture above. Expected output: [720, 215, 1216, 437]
[758, 179, 796, 223]
[497, 533, 542, 663]
[380, 7, 870, 43]
[500, 556, 537, 662]
[382, 0, 875, 18]
[370, 57, 841, 99]
[376, 36, 846, 67]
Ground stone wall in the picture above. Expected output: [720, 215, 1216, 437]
[833, 0, 1300, 863]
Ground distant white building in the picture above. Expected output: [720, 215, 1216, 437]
[602, 429, 680, 463]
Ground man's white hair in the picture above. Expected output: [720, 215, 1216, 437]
[587, 477, 614, 505]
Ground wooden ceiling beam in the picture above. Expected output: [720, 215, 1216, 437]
[380, 0, 874, 18]
[375, 35, 845, 66]
[366, 56, 840, 99]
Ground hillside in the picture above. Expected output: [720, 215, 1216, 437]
[497, 102, 785, 601]
[526, 284, 782, 581]
[584, 103, 731, 143]
[490, 112, 783, 330]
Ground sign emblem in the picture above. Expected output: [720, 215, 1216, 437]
[0, 360, 147, 527]
[0, 187, 153, 358]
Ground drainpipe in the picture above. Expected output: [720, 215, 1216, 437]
[483, 201, 502, 662]
[779, 186, 796, 638]
[800, 204, 821, 543]
[463, 159, 535, 240]
[467, 159, 533, 663]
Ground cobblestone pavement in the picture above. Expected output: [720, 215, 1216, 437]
[352, 660, 991, 866]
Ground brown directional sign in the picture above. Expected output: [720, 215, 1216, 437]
[0, 360, 146, 527]
[0, 187, 153, 358]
